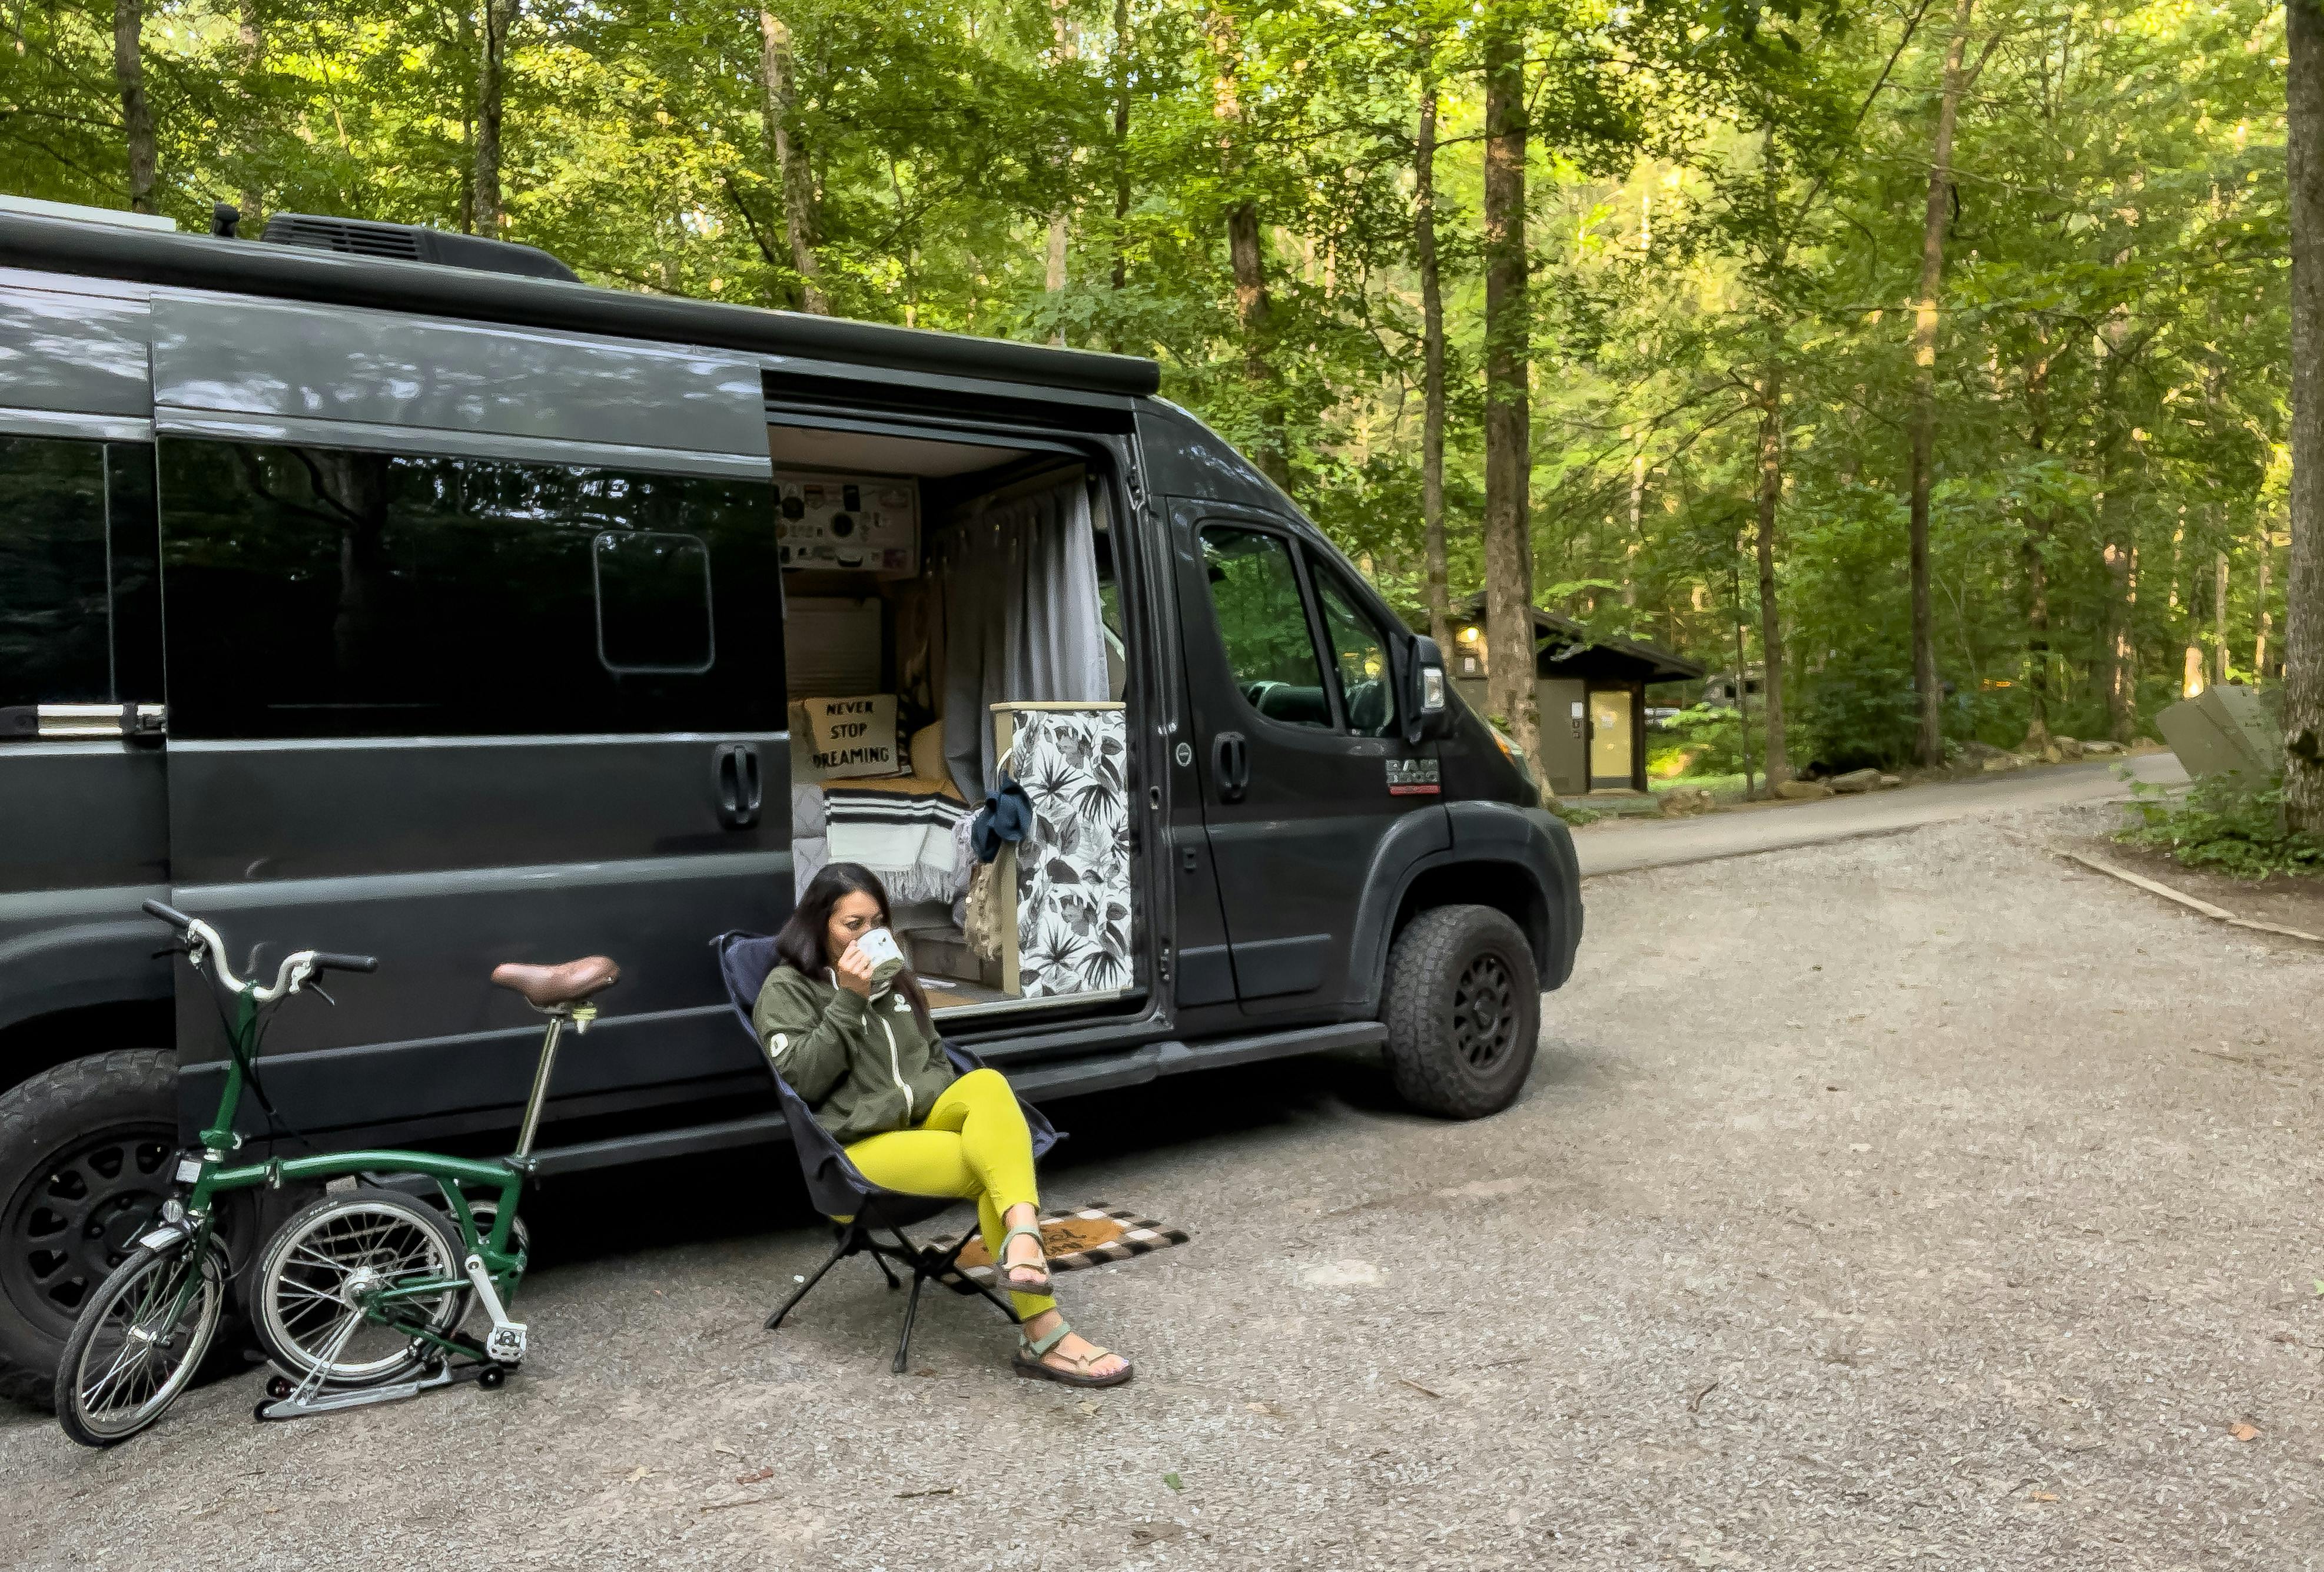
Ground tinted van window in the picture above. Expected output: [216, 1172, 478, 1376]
[158, 440, 780, 739]
[0, 435, 158, 708]
[594, 530, 713, 673]
[1199, 526, 1330, 731]
[1312, 569, 1397, 737]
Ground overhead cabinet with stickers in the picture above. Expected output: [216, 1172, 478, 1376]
[0, 198, 1582, 1405]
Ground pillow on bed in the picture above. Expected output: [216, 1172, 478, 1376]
[908, 721, 948, 783]
[799, 695, 906, 781]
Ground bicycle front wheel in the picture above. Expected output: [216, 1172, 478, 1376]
[255, 1191, 469, 1388]
[54, 1236, 225, 1447]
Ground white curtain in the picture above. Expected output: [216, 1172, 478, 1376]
[942, 480, 1108, 800]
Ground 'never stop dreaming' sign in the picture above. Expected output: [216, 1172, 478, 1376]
[800, 695, 902, 781]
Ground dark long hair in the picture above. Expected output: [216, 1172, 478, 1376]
[773, 862, 934, 1034]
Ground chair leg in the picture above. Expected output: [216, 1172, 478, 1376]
[931, 1235, 1023, 1326]
[891, 1270, 926, 1374]
[765, 1231, 853, 1331]
[870, 1249, 902, 1292]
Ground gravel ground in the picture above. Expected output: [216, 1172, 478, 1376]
[4, 801, 2319, 1570]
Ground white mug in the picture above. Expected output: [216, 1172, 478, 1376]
[853, 926, 906, 984]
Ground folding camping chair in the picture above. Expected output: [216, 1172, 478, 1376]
[713, 931, 1063, 1373]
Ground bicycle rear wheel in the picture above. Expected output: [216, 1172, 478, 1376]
[54, 1236, 225, 1447]
[254, 1192, 469, 1388]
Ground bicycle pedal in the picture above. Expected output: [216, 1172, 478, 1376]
[485, 1322, 528, 1363]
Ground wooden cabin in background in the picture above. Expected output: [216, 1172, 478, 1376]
[1448, 596, 1704, 798]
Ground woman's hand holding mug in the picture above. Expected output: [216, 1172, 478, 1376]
[834, 941, 878, 997]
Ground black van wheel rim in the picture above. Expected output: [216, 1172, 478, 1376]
[5, 1126, 175, 1339]
[1452, 953, 1519, 1071]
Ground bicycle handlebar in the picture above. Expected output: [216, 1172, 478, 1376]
[143, 903, 376, 1001]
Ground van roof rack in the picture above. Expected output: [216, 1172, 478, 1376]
[260, 213, 580, 283]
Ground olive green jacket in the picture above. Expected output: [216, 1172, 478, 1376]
[751, 964, 954, 1145]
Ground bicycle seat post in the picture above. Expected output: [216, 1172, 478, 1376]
[487, 954, 619, 1168]
[512, 1006, 578, 1164]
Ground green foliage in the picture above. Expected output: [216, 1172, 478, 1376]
[1648, 704, 1745, 777]
[0, 1, 2293, 775]
[2117, 771, 2324, 881]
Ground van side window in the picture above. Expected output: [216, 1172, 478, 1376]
[157, 440, 781, 739]
[0, 435, 159, 708]
[1198, 526, 1330, 731]
[593, 531, 713, 674]
[1311, 569, 1397, 738]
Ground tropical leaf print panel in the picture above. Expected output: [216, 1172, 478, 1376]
[1011, 708, 1133, 998]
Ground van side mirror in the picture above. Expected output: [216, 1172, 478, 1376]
[1403, 635, 1452, 744]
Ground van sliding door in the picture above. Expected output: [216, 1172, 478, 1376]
[149, 294, 786, 1149]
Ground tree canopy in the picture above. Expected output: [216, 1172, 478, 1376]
[1, 0, 2295, 770]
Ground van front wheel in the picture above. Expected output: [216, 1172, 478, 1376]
[1380, 904, 1540, 1119]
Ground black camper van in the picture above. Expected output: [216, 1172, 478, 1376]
[0, 199, 1582, 1402]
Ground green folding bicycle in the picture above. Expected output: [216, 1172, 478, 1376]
[54, 898, 619, 1446]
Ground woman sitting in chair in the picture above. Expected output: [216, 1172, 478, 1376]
[752, 862, 1132, 1387]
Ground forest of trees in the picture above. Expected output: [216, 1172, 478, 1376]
[2, 0, 2313, 798]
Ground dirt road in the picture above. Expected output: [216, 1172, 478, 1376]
[3, 798, 2316, 1570]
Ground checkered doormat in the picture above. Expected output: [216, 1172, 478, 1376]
[934, 1203, 1190, 1288]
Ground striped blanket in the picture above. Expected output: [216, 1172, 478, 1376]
[822, 780, 971, 906]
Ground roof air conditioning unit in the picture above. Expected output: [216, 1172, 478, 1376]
[260, 213, 579, 283]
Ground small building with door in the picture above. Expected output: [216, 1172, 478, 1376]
[1447, 596, 1705, 797]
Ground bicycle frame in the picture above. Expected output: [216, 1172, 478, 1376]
[150, 954, 559, 1363]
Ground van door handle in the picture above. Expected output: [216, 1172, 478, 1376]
[714, 743, 762, 830]
[1212, 731, 1248, 804]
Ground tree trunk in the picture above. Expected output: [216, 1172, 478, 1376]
[1207, 11, 1289, 490]
[236, 1, 263, 224]
[1753, 358, 1790, 788]
[2289, 0, 2324, 830]
[2256, 528, 2273, 675]
[474, 0, 516, 234]
[1045, 0, 1072, 345]
[2214, 550, 2230, 684]
[112, 0, 155, 214]
[457, 6, 477, 233]
[1906, 0, 1974, 767]
[1622, 449, 1645, 612]
[2019, 346, 2054, 751]
[1415, 63, 1452, 655]
[760, 9, 826, 313]
[1480, 6, 1543, 792]
[2103, 508, 2137, 742]
[1111, 0, 1131, 305]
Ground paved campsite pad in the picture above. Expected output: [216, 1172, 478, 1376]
[3, 800, 2318, 1569]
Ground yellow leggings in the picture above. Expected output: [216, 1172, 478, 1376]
[844, 1067, 1054, 1319]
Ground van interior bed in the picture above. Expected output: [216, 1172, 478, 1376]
[771, 423, 1132, 1017]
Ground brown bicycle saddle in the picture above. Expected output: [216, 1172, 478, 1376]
[490, 956, 620, 1008]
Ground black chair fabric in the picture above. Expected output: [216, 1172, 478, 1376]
[711, 931, 1064, 1369]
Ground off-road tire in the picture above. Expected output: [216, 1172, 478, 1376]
[0, 1050, 179, 1410]
[1380, 904, 1541, 1119]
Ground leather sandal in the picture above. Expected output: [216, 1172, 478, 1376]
[1012, 1316, 1133, 1388]
[994, 1223, 1053, 1295]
